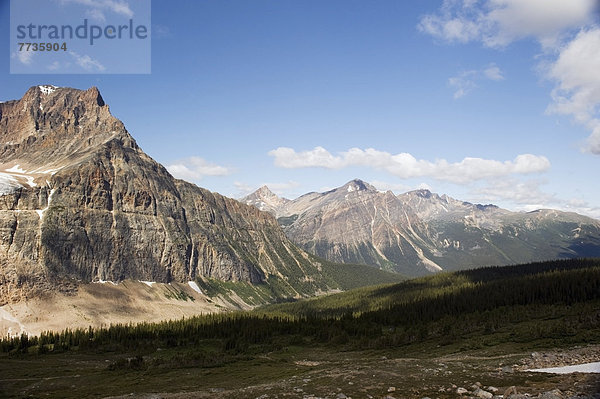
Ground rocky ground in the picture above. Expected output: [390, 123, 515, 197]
[98, 345, 600, 399]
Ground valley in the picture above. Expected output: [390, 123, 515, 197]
[1, 86, 599, 398]
[1, 259, 599, 398]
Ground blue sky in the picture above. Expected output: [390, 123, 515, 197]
[2, 0, 600, 218]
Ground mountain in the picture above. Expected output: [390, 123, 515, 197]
[240, 185, 290, 216]
[0, 86, 397, 307]
[243, 179, 600, 276]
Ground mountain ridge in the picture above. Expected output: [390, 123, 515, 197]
[242, 179, 600, 276]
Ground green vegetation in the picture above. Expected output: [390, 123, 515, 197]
[3, 258, 599, 355]
[1, 259, 599, 398]
[193, 256, 404, 307]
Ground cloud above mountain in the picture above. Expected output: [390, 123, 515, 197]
[269, 146, 550, 184]
[166, 157, 233, 181]
[419, 0, 600, 154]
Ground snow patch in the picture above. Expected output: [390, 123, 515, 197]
[347, 185, 355, 192]
[6, 165, 27, 174]
[37, 188, 56, 219]
[94, 279, 117, 285]
[0, 173, 21, 195]
[32, 167, 61, 175]
[140, 281, 156, 287]
[38, 85, 58, 95]
[24, 175, 37, 187]
[2, 165, 39, 188]
[527, 362, 600, 374]
[188, 281, 203, 294]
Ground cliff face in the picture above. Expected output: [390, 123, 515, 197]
[0, 86, 329, 304]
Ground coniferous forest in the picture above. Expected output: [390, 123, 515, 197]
[2, 258, 599, 357]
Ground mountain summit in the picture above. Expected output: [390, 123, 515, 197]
[0, 86, 372, 304]
[244, 180, 600, 276]
[240, 185, 290, 216]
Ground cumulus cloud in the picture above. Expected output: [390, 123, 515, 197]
[546, 28, 600, 154]
[418, 0, 597, 48]
[448, 63, 504, 98]
[420, 0, 600, 154]
[69, 51, 106, 72]
[59, 0, 134, 20]
[166, 157, 232, 181]
[472, 178, 600, 219]
[483, 64, 504, 81]
[473, 178, 555, 206]
[268, 146, 550, 184]
[11, 50, 34, 66]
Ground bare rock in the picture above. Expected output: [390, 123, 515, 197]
[473, 388, 493, 399]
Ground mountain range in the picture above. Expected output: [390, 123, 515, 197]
[242, 179, 600, 276]
[0, 85, 394, 308]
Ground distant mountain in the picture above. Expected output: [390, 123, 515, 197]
[243, 179, 600, 276]
[240, 186, 290, 217]
[0, 86, 397, 306]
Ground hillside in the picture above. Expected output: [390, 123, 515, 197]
[1, 258, 599, 398]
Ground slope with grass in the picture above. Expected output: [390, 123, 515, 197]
[1, 259, 599, 398]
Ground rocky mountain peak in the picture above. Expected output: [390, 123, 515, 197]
[1, 85, 341, 304]
[255, 185, 279, 198]
[341, 179, 377, 193]
[241, 185, 290, 216]
[412, 189, 433, 198]
[1, 86, 131, 178]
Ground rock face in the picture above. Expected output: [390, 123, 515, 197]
[243, 179, 600, 276]
[0, 86, 334, 304]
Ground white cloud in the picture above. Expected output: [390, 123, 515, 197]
[47, 61, 61, 71]
[546, 28, 600, 154]
[269, 146, 550, 184]
[418, 0, 597, 48]
[448, 63, 503, 98]
[473, 178, 555, 206]
[483, 64, 504, 81]
[86, 8, 106, 22]
[472, 178, 600, 219]
[448, 70, 477, 99]
[69, 51, 106, 72]
[11, 50, 34, 66]
[421, 0, 600, 154]
[59, 0, 134, 19]
[166, 157, 233, 181]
